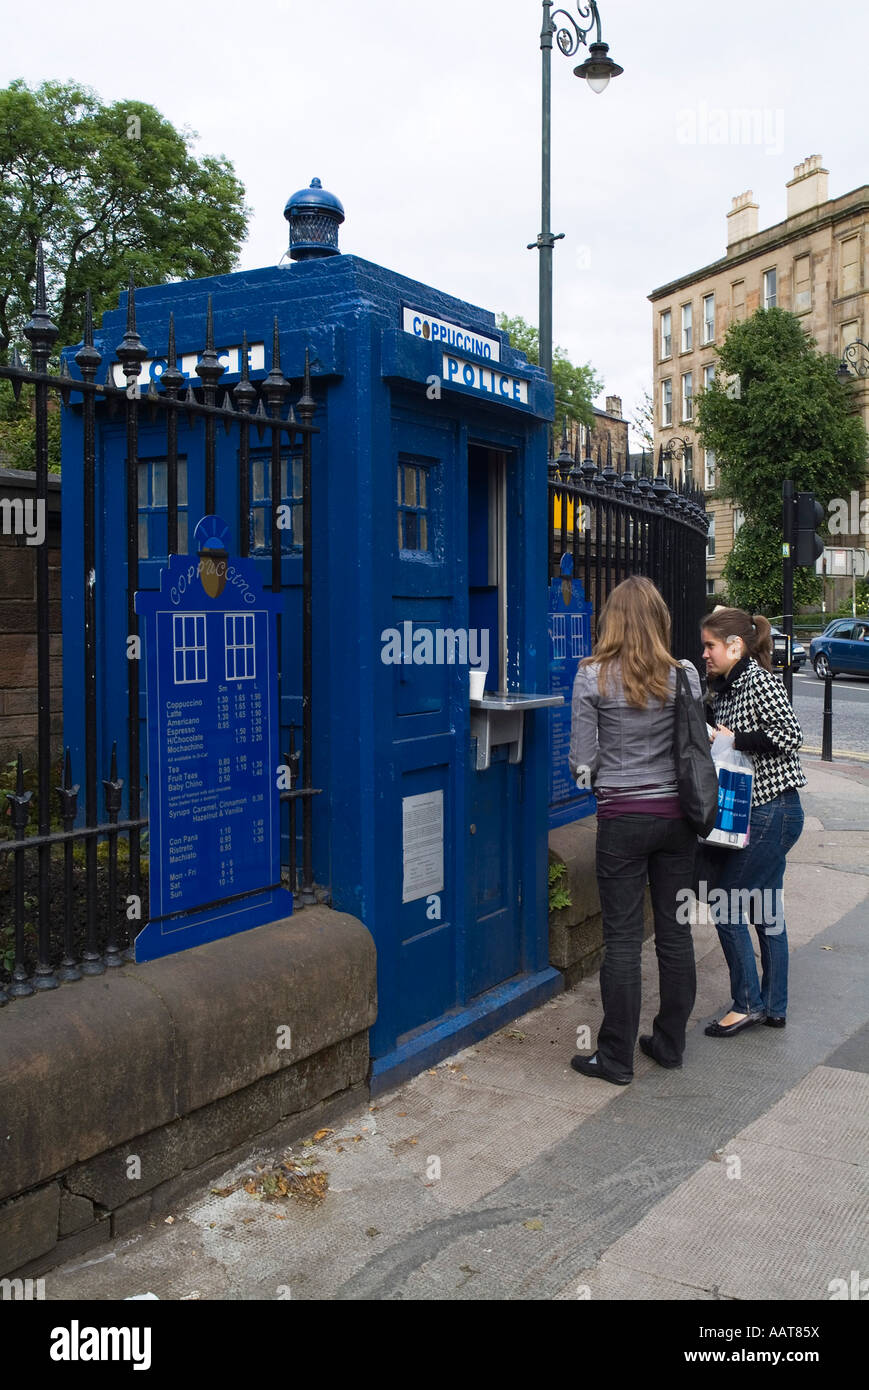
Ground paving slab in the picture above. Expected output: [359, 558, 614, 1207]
[35, 760, 869, 1301]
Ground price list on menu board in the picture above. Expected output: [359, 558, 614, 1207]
[135, 517, 292, 962]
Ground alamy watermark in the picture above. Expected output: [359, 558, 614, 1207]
[676, 102, 785, 156]
[677, 879, 784, 933]
[380, 622, 489, 667]
[828, 491, 869, 538]
[0, 496, 45, 546]
[1, 1277, 46, 1300]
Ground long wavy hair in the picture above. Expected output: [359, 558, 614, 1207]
[581, 576, 679, 708]
[701, 607, 773, 672]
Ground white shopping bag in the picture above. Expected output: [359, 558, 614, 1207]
[699, 733, 753, 849]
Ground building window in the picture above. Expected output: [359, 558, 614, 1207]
[683, 445, 694, 483]
[681, 303, 693, 352]
[250, 452, 302, 553]
[704, 448, 716, 490]
[397, 457, 431, 553]
[731, 280, 745, 322]
[706, 512, 715, 558]
[225, 613, 256, 681]
[706, 578, 716, 595]
[794, 254, 811, 313]
[703, 362, 716, 391]
[733, 506, 745, 537]
[138, 457, 188, 559]
[660, 310, 672, 359]
[681, 372, 693, 421]
[840, 236, 860, 297]
[763, 268, 777, 310]
[841, 320, 860, 354]
[661, 378, 672, 427]
[173, 613, 207, 685]
[703, 293, 715, 344]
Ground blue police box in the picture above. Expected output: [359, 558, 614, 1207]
[61, 181, 572, 1090]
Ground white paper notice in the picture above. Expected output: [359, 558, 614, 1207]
[402, 790, 444, 903]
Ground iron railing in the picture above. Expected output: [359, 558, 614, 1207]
[0, 245, 320, 1002]
[547, 421, 709, 664]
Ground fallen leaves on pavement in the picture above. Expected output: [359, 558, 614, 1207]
[211, 1159, 329, 1206]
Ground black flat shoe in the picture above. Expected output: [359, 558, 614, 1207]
[705, 1011, 765, 1038]
[639, 1035, 682, 1069]
[570, 1053, 632, 1085]
[763, 1015, 786, 1028]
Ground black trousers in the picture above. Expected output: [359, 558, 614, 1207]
[594, 814, 698, 1076]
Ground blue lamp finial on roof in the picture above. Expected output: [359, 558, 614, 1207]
[283, 178, 345, 262]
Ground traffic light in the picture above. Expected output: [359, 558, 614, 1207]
[794, 491, 824, 567]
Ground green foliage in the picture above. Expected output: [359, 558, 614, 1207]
[723, 515, 821, 614]
[0, 379, 61, 470]
[0, 78, 250, 353]
[496, 313, 601, 431]
[833, 578, 869, 617]
[548, 859, 572, 912]
[695, 307, 867, 615]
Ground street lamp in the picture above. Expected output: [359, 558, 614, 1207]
[837, 339, 869, 382]
[528, 1, 623, 381]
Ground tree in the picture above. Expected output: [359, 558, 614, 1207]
[695, 307, 867, 613]
[630, 388, 655, 455]
[0, 79, 250, 354]
[496, 313, 601, 431]
[0, 382, 61, 473]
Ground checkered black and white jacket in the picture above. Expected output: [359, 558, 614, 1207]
[706, 656, 806, 806]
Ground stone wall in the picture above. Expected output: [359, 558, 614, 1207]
[0, 906, 376, 1278]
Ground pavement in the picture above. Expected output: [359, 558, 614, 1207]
[39, 756, 869, 1302]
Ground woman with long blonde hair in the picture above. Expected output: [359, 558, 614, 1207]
[568, 575, 703, 1084]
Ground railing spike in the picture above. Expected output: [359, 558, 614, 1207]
[75, 291, 102, 378]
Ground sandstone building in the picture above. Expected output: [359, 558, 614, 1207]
[648, 156, 869, 598]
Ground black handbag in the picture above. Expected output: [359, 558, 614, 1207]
[672, 664, 719, 837]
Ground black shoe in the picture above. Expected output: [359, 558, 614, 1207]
[639, 1035, 682, 1069]
[570, 1053, 632, 1085]
[763, 1015, 786, 1028]
[704, 1011, 765, 1038]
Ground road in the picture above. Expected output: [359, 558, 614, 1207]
[791, 667, 869, 759]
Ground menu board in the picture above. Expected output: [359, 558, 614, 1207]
[134, 515, 292, 961]
[548, 558, 595, 830]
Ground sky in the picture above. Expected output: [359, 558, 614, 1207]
[4, 0, 869, 448]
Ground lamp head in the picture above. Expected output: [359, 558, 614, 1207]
[574, 41, 623, 93]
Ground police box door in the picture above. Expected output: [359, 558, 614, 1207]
[465, 443, 523, 997]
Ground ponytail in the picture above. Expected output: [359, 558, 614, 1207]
[701, 607, 773, 671]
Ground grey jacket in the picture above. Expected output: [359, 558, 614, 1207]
[568, 658, 703, 789]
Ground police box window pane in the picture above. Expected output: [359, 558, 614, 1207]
[397, 459, 432, 555]
[249, 451, 301, 553]
[225, 612, 256, 681]
[552, 613, 566, 661]
[174, 612, 208, 684]
[138, 457, 189, 559]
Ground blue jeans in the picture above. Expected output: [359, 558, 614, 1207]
[710, 790, 804, 1017]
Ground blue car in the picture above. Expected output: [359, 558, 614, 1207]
[810, 618, 869, 679]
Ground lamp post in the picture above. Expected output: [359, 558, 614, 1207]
[529, 1, 622, 381]
[836, 340, 869, 381]
[662, 435, 693, 484]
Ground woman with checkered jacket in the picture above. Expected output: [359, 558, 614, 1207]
[700, 608, 806, 1037]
